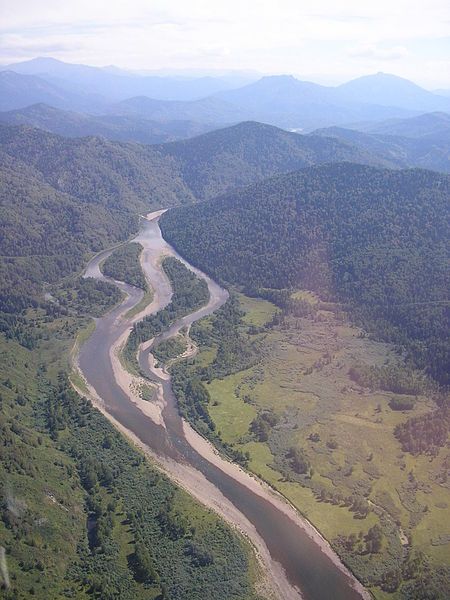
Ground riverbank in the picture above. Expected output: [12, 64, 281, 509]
[75, 211, 371, 600]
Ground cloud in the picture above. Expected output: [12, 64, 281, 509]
[348, 44, 409, 60]
[0, 0, 449, 86]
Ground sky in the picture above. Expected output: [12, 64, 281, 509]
[1, 0, 449, 88]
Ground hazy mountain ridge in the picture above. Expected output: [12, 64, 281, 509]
[311, 124, 450, 173]
[0, 103, 218, 144]
[2, 58, 449, 132]
[355, 111, 450, 139]
[0, 56, 253, 101]
[0, 70, 107, 112]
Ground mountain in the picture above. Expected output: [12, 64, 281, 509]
[0, 150, 139, 306]
[0, 70, 105, 112]
[0, 103, 218, 144]
[0, 56, 249, 101]
[110, 95, 246, 124]
[358, 111, 450, 140]
[2, 59, 448, 131]
[0, 124, 194, 209]
[434, 89, 450, 98]
[154, 120, 395, 199]
[160, 163, 450, 384]
[0, 120, 393, 209]
[335, 73, 450, 112]
[0, 118, 400, 307]
[311, 125, 450, 173]
[213, 74, 420, 129]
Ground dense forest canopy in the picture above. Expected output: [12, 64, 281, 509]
[0, 119, 397, 318]
[160, 163, 450, 385]
[155, 121, 393, 200]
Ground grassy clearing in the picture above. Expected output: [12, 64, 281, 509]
[291, 289, 319, 304]
[191, 292, 450, 598]
[208, 372, 257, 443]
[237, 293, 277, 327]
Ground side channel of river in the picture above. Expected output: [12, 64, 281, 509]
[77, 211, 371, 600]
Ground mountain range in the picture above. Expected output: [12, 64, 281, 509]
[1, 57, 449, 131]
[0, 103, 217, 144]
[0, 56, 252, 101]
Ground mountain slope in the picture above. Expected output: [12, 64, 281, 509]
[155, 121, 395, 199]
[336, 73, 450, 112]
[0, 149, 139, 314]
[0, 70, 103, 112]
[311, 126, 450, 173]
[360, 111, 450, 140]
[0, 119, 392, 213]
[0, 56, 250, 101]
[0, 124, 193, 209]
[0, 119, 384, 306]
[160, 163, 450, 384]
[0, 103, 218, 144]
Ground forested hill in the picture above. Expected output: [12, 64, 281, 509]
[0, 120, 394, 206]
[160, 163, 450, 385]
[0, 123, 194, 318]
[155, 120, 394, 200]
[0, 123, 194, 210]
[0, 103, 217, 145]
[0, 119, 393, 315]
[0, 151, 138, 314]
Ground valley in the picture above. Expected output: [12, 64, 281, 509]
[0, 49, 448, 600]
[76, 212, 370, 600]
[190, 291, 449, 598]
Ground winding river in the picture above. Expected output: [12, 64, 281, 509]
[77, 211, 370, 600]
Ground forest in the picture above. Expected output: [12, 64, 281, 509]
[160, 163, 449, 387]
[1, 109, 449, 600]
[102, 243, 148, 290]
[125, 257, 209, 363]
[0, 344, 258, 599]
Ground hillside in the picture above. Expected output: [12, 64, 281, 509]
[0, 124, 193, 209]
[156, 121, 393, 199]
[335, 73, 450, 112]
[160, 163, 450, 385]
[0, 70, 105, 112]
[360, 111, 450, 140]
[0, 103, 217, 144]
[0, 120, 395, 208]
[0, 151, 140, 318]
[0, 124, 194, 319]
[311, 126, 450, 173]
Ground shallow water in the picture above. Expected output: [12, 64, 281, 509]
[79, 216, 366, 600]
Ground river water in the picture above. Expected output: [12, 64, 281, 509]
[78, 214, 367, 600]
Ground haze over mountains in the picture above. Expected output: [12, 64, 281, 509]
[0, 57, 252, 101]
[1, 57, 449, 132]
[0, 103, 217, 145]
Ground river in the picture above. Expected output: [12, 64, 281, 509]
[77, 211, 370, 600]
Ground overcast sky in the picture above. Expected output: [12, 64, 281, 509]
[1, 0, 449, 88]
